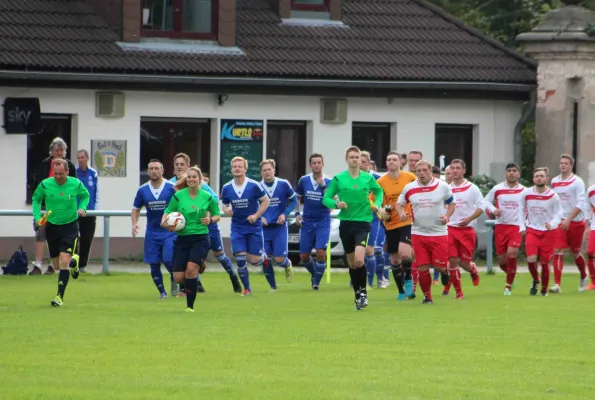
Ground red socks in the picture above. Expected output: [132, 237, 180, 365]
[412, 267, 419, 292]
[575, 254, 587, 279]
[553, 254, 563, 285]
[588, 255, 595, 284]
[418, 269, 432, 300]
[505, 257, 517, 288]
[449, 268, 462, 294]
[541, 263, 550, 293]
[528, 262, 539, 282]
[499, 263, 507, 273]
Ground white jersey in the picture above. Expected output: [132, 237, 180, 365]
[397, 178, 454, 236]
[448, 180, 486, 228]
[519, 187, 562, 232]
[586, 185, 595, 229]
[483, 182, 526, 226]
[551, 174, 586, 222]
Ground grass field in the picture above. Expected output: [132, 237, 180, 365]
[1, 271, 593, 400]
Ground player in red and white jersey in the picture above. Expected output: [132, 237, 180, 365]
[483, 163, 526, 289]
[396, 160, 455, 304]
[550, 154, 588, 293]
[585, 185, 595, 290]
[446, 159, 484, 299]
[519, 167, 561, 296]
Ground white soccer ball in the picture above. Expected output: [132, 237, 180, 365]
[165, 212, 186, 232]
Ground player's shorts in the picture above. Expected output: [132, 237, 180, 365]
[263, 224, 288, 258]
[230, 228, 264, 256]
[448, 226, 476, 262]
[525, 227, 555, 263]
[33, 220, 46, 242]
[172, 234, 210, 273]
[587, 230, 595, 255]
[554, 221, 586, 253]
[144, 230, 175, 265]
[494, 224, 522, 255]
[339, 221, 371, 254]
[411, 234, 448, 268]
[208, 223, 224, 253]
[368, 218, 380, 247]
[375, 224, 386, 250]
[385, 225, 412, 254]
[45, 221, 78, 258]
[300, 219, 330, 253]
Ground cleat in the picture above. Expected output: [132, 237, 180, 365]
[241, 289, 252, 296]
[171, 282, 179, 297]
[541, 292, 548, 296]
[421, 296, 433, 304]
[197, 281, 206, 293]
[29, 263, 42, 275]
[404, 279, 413, 297]
[530, 280, 539, 296]
[455, 292, 464, 300]
[79, 267, 87, 274]
[285, 260, 294, 283]
[230, 275, 242, 293]
[185, 307, 194, 313]
[407, 292, 417, 300]
[504, 288, 512, 296]
[269, 288, 278, 293]
[433, 280, 439, 285]
[440, 272, 450, 286]
[470, 266, 480, 286]
[50, 295, 63, 307]
[359, 294, 369, 308]
[354, 299, 362, 311]
[69, 254, 80, 280]
[44, 265, 56, 275]
[379, 279, 389, 289]
[579, 278, 588, 292]
[442, 289, 450, 296]
[397, 293, 406, 301]
[198, 262, 207, 275]
[587, 282, 595, 291]
[312, 285, 320, 291]
[160, 293, 168, 299]
[548, 284, 561, 294]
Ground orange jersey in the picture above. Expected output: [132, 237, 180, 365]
[376, 171, 416, 229]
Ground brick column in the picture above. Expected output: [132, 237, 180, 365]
[329, 0, 342, 20]
[122, 0, 141, 43]
[279, 0, 291, 19]
[218, 0, 236, 47]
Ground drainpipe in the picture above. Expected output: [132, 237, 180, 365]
[513, 90, 537, 164]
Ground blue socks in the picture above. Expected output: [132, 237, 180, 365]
[150, 263, 166, 294]
[274, 258, 290, 268]
[236, 255, 251, 292]
[304, 258, 315, 277]
[163, 262, 175, 283]
[375, 249, 384, 282]
[365, 255, 376, 287]
[216, 253, 236, 277]
[259, 255, 276, 289]
[313, 260, 326, 286]
[433, 268, 440, 281]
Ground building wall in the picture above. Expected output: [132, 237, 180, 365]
[0, 87, 522, 255]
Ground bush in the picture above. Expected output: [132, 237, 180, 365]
[468, 174, 498, 196]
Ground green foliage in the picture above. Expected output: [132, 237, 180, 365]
[520, 120, 537, 185]
[468, 174, 498, 196]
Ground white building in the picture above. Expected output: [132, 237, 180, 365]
[0, 0, 536, 259]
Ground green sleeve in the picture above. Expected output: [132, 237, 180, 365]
[370, 177, 384, 209]
[77, 181, 90, 211]
[32, 183, 45, 221]
[208, 196, 220, 217]
[164, 194, 179, 215]
[322, 177, 339, 209]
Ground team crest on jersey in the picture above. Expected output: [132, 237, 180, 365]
[353, 185, 357, 188]
[59, 192, 64, 196]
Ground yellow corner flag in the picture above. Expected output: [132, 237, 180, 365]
[39, 210, 52, 226]
[325, 239, 331, 283]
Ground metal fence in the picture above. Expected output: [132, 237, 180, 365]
[0, 209, 498, 274]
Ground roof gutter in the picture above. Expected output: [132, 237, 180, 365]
[0, 70, 536, 92]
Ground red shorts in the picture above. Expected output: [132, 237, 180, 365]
[448, 226, 476, 262]
[411, 234, 448, 268]
[554, 221, 585, 252]
[494, 224, 522, 255]
[587, 230, 595, 255]
[525, 228, 555, 263]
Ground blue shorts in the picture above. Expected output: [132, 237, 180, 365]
[299, 219, 330, 254]
[368, 218, 381, 247]
[263, 224, 288, 257]
[208, 223, 224, 253]
[230, 229, 264, 256]
[375, 224, 386, 250]
[144, 230, 175, 264]
[172, 234, 210, 273]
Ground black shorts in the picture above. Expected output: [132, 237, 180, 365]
[173, 234, 210, 273]
[45, 221, 79, 258]
[339, 221, 371, 254]
[385, 225, 412, 254]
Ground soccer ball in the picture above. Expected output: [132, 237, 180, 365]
[165, 212, 186, 232]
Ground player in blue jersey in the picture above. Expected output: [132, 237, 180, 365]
[369, 159, 391, 287]
[260, 159, 298, 289]
[131, 159, 178, 299]
[221, 156, 271, 296]
[296, 153, 332, 290]
[171, 153, 242, 293]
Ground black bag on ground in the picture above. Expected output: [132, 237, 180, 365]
[1, 246, 29, 275]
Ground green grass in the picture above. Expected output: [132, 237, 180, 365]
[1, 272, 593, 400]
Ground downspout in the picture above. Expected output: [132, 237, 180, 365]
[513, 90, 537, 164]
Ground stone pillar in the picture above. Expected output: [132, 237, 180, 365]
[218, 0, 236, 47]
[516, 2, 595, 186]
[122, 0, 141, 43]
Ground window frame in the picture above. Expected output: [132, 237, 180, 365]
[141, 0, 219, 40]
[291, 0, 330, 12]
[351, 122, 391, 171]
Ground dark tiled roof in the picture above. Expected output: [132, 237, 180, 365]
[0, 0, 536, 83]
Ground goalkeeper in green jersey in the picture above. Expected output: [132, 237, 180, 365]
[32, 159, 90, 307]
[323, 146, 384, 310]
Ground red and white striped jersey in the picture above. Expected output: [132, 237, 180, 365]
[484, 182, 526, 226]
[519, 187, 562, 232]
[551, 174, 586, 222]
[586, 184, 595, 229]
[397, 178, 453, 236]
[448, 180, 486, 228]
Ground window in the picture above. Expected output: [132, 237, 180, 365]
[266, 121, 307, 187]
[139, 118, 211, 184]
[434, 124, 473, 176]
[291, 0, 329, 11]
[141, 0, 218, 39]
[26, 115, 72, 204]
[352, 122, 391, 171]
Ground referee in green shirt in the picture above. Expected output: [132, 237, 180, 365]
[323, 146, 384, 310]
[32, 159, 90, 307]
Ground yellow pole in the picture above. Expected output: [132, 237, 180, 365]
[325, 239, 331, 283]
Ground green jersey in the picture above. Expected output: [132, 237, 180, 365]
[32, 177, 90, 225]
[322, 170, 383, 222]
[164, 188, 220, 236]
